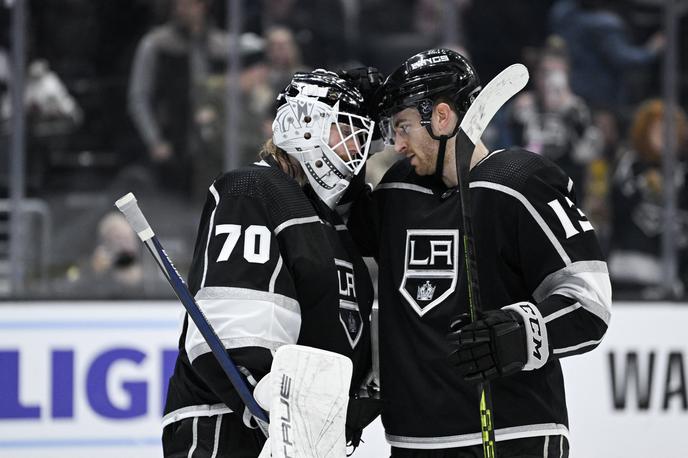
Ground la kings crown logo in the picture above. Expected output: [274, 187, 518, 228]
[417, 281, 436, 301]
[400, 229, 459, 316]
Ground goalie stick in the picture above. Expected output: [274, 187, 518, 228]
[115, 193, 270, 435]
[454, 63, 529, 458]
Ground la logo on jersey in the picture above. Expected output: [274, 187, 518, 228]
[400, 229, 459, 316]
[335, 259, 362, 348]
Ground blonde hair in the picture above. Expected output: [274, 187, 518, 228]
[259, 139, 305, 183]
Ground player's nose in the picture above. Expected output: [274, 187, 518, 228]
[393, 134, 407, 154]
[345, 136, 359, 152]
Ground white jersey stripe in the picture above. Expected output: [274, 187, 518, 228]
[187, 416, 199, 458]
[386, 423, 569, 450]
[470, 181, 571, 265]
[185, 287, 301, 362]
[274, 215, 322, 235]
[210, 414, 223, 458]
[473, 148, 507, 170]
[162, 404, 233, 428]
[195, 286, 300, 312]
[536, 261, 612, 325]
[201, 184, 221, 288]
[544, 302, 582, 323]
[534, 261, 608, 300]
[375, 182, 434, 195]
[552, 338, 603, 355]
[269, 255, 283, 293]
[543, 293, 611, 325]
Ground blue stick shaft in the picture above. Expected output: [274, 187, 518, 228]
[114, 192, 269, 431]
[145, 236, 270, 426]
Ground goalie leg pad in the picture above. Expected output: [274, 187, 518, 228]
[266, 344, 353, 458]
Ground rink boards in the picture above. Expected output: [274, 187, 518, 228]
[0, 302, 686, 458]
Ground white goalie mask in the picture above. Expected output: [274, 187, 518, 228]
[272, 70, 375, 208]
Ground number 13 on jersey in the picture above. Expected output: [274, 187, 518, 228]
[547, 197, 594, 239]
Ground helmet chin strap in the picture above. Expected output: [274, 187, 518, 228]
[434, 135, 448, 182]
[424, 123, 461, 185]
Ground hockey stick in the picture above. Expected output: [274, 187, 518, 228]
[115, 193, 270, 435]
[369, 301, 381, 397]
[454, 63, 529, 458]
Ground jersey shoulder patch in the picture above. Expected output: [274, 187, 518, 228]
[471, 148, 564, 191]
[215, 165, 316, 227]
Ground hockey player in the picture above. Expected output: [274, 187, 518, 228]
[162, 69, 377, 457]
[347, 49, 612, 457]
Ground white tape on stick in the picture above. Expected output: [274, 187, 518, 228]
[115, 193, 155, 241]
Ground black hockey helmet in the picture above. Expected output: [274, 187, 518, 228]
[377, 48, 481, 143]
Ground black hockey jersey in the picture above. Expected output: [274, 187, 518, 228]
[348, 148, 611, 449]
[163, 159, 373, 425]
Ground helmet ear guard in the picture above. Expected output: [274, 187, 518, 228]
[272, 70, 375, 208]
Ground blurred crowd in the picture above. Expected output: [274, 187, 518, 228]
[1, 0, 687, 300]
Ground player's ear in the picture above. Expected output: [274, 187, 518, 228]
[432, 102, 456, 135]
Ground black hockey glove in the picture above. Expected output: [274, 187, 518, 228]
[448, 310, 528, 382]
[337, 66, 385, 140]
[336, 162, 370, 219]
[345, 395, 383, 450]
[447, 303, 550, 383]
[447, 309, 527, 383]
[337, 66, 383, 103]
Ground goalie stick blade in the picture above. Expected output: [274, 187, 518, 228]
[460, 63, 529, 145]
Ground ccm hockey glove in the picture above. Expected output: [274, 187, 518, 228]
[447, 302, 550, 383]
